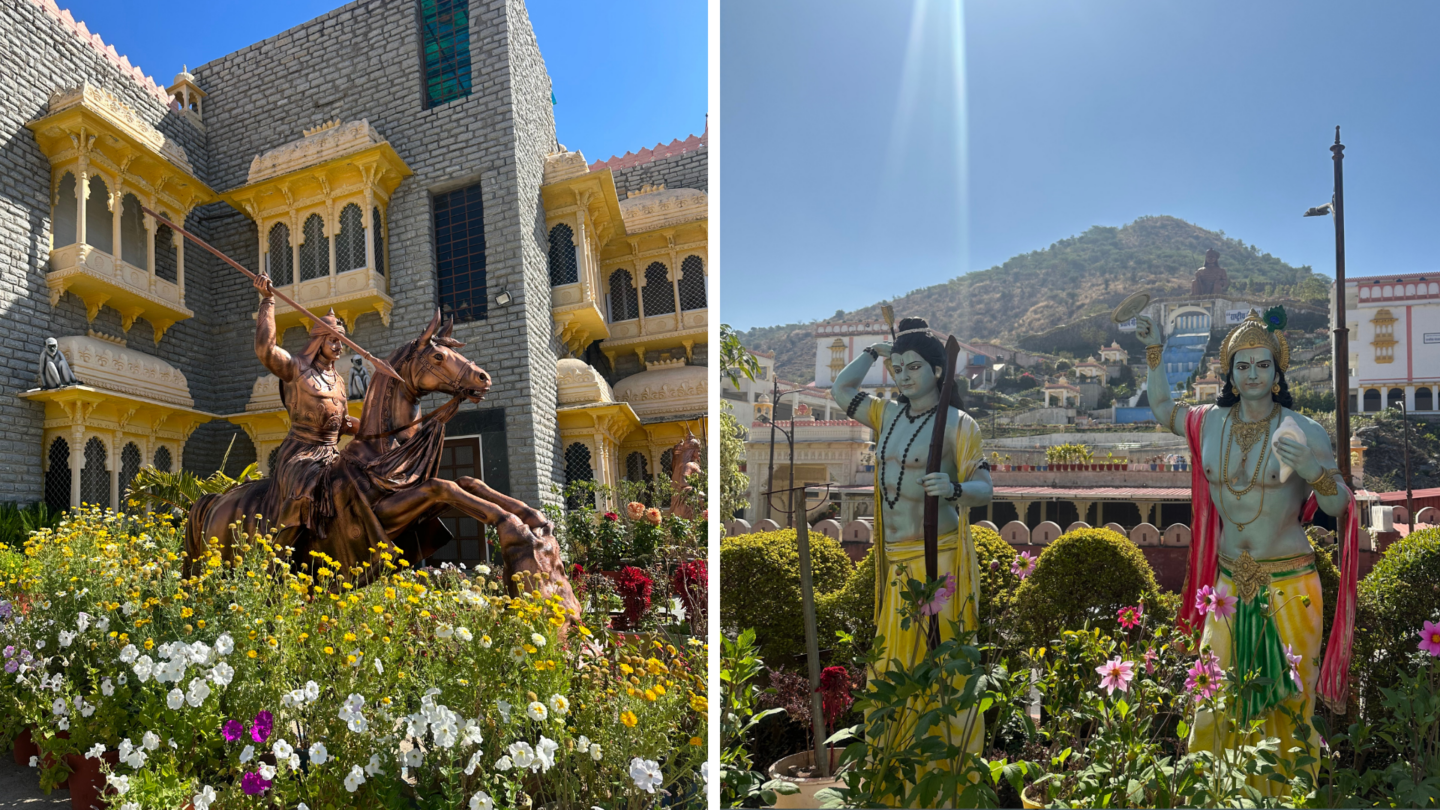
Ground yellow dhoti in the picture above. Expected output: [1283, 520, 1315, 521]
[867, 531, 986, 797]
[1188, 557, 1323, 797]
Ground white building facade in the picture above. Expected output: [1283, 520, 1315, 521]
[1335, 273, 1440, 414]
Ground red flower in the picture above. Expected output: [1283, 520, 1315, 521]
[817, 666, 853, 728]
[570, 564, 586, 596]
[671, 560, 707, 627]
[603, 512, 619, 522]
[608, 566, 653, 625]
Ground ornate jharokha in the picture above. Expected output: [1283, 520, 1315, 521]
[173, 225, 578, 619]
[830, 316, 994, 785]
[1138, 307, 1358, 797]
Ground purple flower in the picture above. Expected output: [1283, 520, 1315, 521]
[240, 770, 271, 795]
[3, 646, 13, 658]
[0, 602, 11, 620]
[18, 650, 30, 661]
[221, 719, 244, 742]
[3, 659, 16, 674]
[250, 710, 273, 744]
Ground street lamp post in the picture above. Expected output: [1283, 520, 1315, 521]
[1398, 396, 1415, 533]
[1305, 126, 1352, 485]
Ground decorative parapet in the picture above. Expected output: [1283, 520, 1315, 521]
[612, 360, 707, 421]
[53, 334, 192, 406]
[618, 188, 707, 234]
[245, 119, 391, 185]
[556, 358, 614, 406]
[543, 149, 590, 185]
[45, 84, 195, 173]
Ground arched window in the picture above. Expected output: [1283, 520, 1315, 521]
[563, 442, 593, 511]
[153, 446, 172, 472]
[268, 223, 293, 286]
[1363, 388, 1381, 412]
[119, 193, 146, 267]
[1417, 387, 1434, 412]
[625, 451, 649, 482]
[299, 213, 329, 281]
[660, 448, 675, 480]
[642, 262, 676, 315]
[86, 176, 113, 253]
[53, 172, 77, 247]
[608, 269, 638, 322]
[120, 443, 141, 511]
[373, 207, 385, 277]
[154, 224, 177, 283]
[1389, 388, 1406, 410]
[45, 437, 70, 513]
[678, 255, 706, 311]
[267, 447, 280, 472]
[336, 204, 366, 272]
[81, 436, 108, 507]
[548, 224, 578, 286]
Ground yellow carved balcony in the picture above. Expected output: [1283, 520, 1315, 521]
[220, 120, 412, 335]
[27, 83, 217, 343]
[541, 151, 623, 355]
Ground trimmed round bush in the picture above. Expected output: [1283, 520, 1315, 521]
[1010, 527, 1159, 646]
[973, 524, 1020, 626]
[1354, 526, 1440, 719]
[720, 529, 853, 664]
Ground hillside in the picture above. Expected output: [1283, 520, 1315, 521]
[739, 216, 1328, 384]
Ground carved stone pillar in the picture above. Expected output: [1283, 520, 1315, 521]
[76, 168, 88, 247]
[175, 225, 186, 298]
[143, 211, 156, 291]
[68, 431, 83, 508]
[108, 436, 119, 511]
[326, 206, 338, 296]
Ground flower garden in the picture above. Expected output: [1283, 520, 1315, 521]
[0, 479, 708, 810]
[720, 525, 1440, 808]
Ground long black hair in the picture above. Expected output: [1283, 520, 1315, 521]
[1215, 366, 1294, 409]
[892, 317, 966, 411]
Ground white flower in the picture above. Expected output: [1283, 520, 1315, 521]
[120, 804, 139, 810]
[167, 688, 184, 710]
[480, 635, 493, 648]
[119, 645, 139, 664]
[288, 753, 300, 771]
[462, 719, 483, 746]
[258, 762, 276, 781]
[51, 697, 67, 716]
[464, 751, 483, 775]
[436, 624, 454, 640]
[403, 747, 424, 767]
[117, 673, 126, 686]
[86, 743, 104, 759]
[76, 612, 90, 633]
[95, 616, 108, 633]
[35, 639, 44, 650]
[58, 630, 75, 648]
[590, 743, 602, 761]
[475, 564, 491, 576]
[238, 745, 255, 764]
[57, 717, 69, 731]
[142, 731, 159, 751]
[470, 791, 494, 810]
[192, 785, 216, 810]
[530, 632, 547, 648]
[214, 634, 234, 656]
[374, 658, 383, 675]
[629, 757, 663, 793]
[344, 765, 366, 792]
[494, 755, 514, 771]
[186, 678, 211, 707]
[508, 741, 536, 771]
[101, 678, 114, 697]
[526, 701, 547, 722]
[304, 680, 320, 702]
[536, 736, 558, 772]
[347, 715, 368, 734]
[496, 699, 511, 723]
[273, 739, 294, 761]
[27, 755, 36, 768]
[549, 694, 569, 716]
[209, 662, 234, 687]
[298, 805, 309, 810]
[701, 760, 710, 786]
[106, 773, 131, 795]
[455, 627, 473, 642]
[132, 656, 153, 682]
[365, 753, 383, 776]
[578, 735, 591, 749]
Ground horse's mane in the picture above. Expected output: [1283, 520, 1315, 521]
[355, 339, 423, 443]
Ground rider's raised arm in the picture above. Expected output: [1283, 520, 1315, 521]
[833, 342, 890, 431]
[254, 277, 297, 382]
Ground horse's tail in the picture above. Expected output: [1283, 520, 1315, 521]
[184, 493, 221, 579]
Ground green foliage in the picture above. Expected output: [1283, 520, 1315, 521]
[1010, 527, 1160, 647]
[738, 215, 1323, 383]
[0, 503, 62, 549]
[1354, 527, 1440, 734]
[1045, 442, 1093, 464]
[721, 323, 761, 384]
[719, 530, 854, 664]
[817, 547, 876, 658]
[126, 437, 262, 515]
[720, 629, 798, 807]
[972, 524, 1020, 627]
[719, 404, 748, 523]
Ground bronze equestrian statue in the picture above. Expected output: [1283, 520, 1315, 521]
[185, 272, 578, 619]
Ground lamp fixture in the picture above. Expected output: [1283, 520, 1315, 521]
[494, 289, 513, 307]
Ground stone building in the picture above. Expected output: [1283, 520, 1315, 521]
[1, 0, 707, 558]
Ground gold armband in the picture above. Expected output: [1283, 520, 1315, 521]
[1146, 344, 1163, 370]
[1307, 467, 1339, 497]
[1167, 402, 1182, 433]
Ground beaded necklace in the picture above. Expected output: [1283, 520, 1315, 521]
[1218, 401, 1280, 531]
[879, 402, 936, 510]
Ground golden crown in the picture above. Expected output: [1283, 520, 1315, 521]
[1220, 312, 1289, 373]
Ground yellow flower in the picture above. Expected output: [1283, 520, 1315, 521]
[324, 646, 335, 655]
[644, 689, 657, 702]
[689, 736, 702, 747]
[620, 711, 638, 727]
[344, 632, 357, 642]
[143, 638, 154, 650]
[372, 606, 384, 615]
[689, 695, 708, 713]
[247, 650, 258, 659]
[299, 633, 309, 642]
[653, 684, 667, 696]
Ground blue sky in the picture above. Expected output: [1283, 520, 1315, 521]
[721, 0, 1440, 330]
[54, 0, 706, 168]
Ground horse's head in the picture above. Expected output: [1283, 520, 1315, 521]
[672, 427, 702, 472]
[403, 309, 491, 403]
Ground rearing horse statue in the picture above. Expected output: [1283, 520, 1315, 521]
[186, 303, 578, 619]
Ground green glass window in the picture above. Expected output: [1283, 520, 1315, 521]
[420, 0, 472, 107]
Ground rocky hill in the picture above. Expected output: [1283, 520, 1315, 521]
[739, 216, 1329, 384]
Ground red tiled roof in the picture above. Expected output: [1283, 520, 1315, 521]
[589, 126, 707, 172]
[26, 0, 171, 104]
[1375, 487, 1440, 504]
[750, 419, 864, 429]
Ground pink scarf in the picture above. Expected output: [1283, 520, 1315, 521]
[1178, 404, 1359, 712]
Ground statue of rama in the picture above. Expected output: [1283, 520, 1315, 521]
[1137, 307, 1359, 796]
[830, 316, 994, 790]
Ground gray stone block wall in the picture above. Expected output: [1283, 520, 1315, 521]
[611, 146, 707, 198]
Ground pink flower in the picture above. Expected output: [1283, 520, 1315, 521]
[1195, 584, 1215, 616]
[1143, 648, 1158, 674]
[1419, 620, 1440, 657]
[1284, 643, 1304, 690]
[643, 507, 663, 526]
[1011, 552, 1036, 580]
[1211, 584, 1237, 620]
[241, 770, 271, 795]
[1185, 659, 1222, 701]
[1094, 657, 1135, 695]
[1117, 604, 1144, 629]
[920, 574, 957, 617]
[624, 502, 646, 521]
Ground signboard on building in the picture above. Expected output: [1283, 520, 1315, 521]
[1117, 318, 1137, 331]
[1424, 333, 1440, 345]
[1226, 310, 1249, 325]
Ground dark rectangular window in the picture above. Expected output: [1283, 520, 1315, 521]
[420, 0, 472, 107]
[434, 183, 486, 322]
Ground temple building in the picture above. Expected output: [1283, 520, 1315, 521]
[0, 0, 707, 547]
[1335, 272, 1440, 415]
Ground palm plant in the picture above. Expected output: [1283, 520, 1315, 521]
[127, 436, 263, 515]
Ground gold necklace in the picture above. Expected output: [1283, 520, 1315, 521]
[1228, 401, 1279, 454]
[1218, 403, 1278, 531]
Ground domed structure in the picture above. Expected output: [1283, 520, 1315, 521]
[556, 358, 614, 405]
[612, 358, 706, 420]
